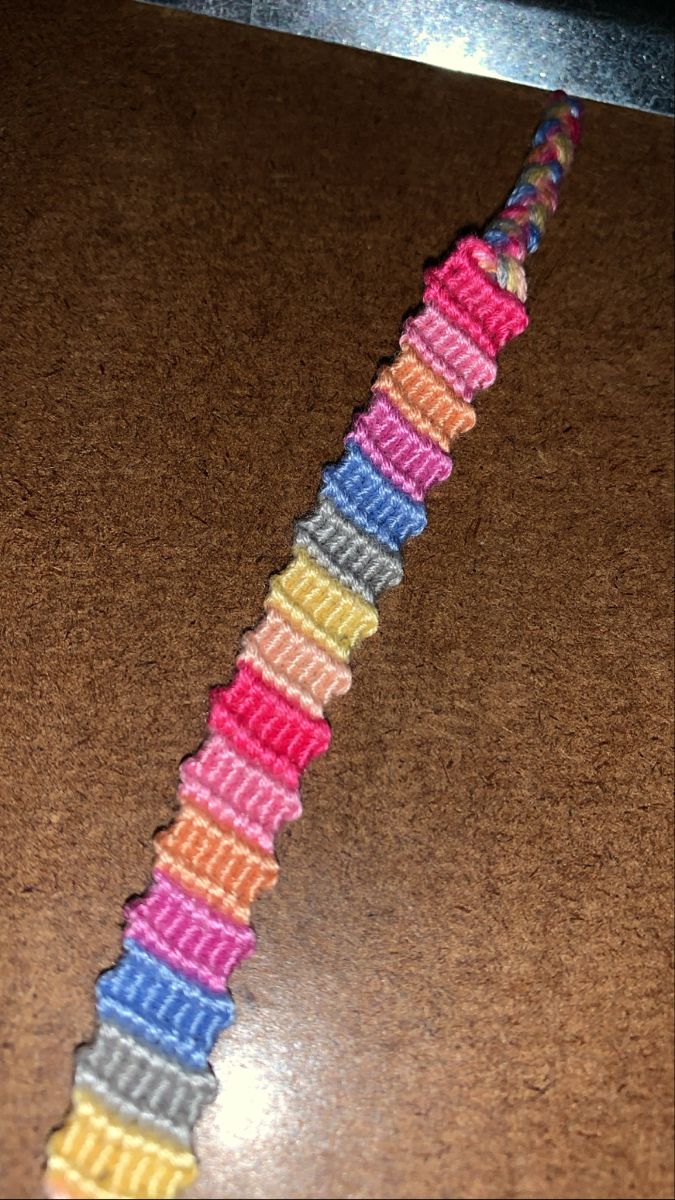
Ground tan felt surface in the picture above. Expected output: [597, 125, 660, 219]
[1, 2, 673, 1197]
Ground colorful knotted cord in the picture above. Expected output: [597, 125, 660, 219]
[45, 91, 582, 1200]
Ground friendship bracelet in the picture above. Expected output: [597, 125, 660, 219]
[44, 90, 582, 1200]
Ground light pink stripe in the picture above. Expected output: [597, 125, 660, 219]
[401, 304, 497, 400]
[240, 610, 352, 717]
[125, 871, 256, 992]
[348, 391, 452, 501]
[400, 324, 472, 402]
[179, 731, 301, 854]
[422, 284, 499, 359]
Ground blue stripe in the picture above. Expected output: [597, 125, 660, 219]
[96, 941, 235, 1070]
[320, 443, 426, 551]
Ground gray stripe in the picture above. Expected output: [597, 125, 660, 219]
[75, 1020, 216, 1145]
[295, 497, 403, 604]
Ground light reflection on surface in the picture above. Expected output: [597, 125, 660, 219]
[188, 1002, 313, 1199]
[188, 1034, 296, 1199]
[210, 1054, 282, 1145]
[418, 36, 499, 81]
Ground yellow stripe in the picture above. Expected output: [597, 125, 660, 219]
[46, 1089, 197, 1200]
[265, 548, 377, 660]
[45, 1160, 131, 1200]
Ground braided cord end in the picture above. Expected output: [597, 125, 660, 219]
[478, 91, 583, 300]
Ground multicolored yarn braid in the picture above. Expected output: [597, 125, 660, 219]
[44, 91, 582, 1200]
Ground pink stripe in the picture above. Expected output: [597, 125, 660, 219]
[422, 287, 498, 360]
[180, 731, 301, 853]
[423, 235, 528, 355]
[125, 871, 255, 992]
[348, 391, 451, 501]
[401, 305, 497, 400]
[177, 779, 274, 854]
[400, 324, 472, 402]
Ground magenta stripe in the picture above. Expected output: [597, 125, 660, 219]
[423, 235, 528, 354]
[348, 391, 452, 501]
[125, 871, 256, 993]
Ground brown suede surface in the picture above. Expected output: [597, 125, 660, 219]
[1, 2, 673, 1198]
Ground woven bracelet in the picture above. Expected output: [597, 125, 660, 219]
[44, 89, 582, 1200]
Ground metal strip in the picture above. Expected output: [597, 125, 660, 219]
[138, 0, 673, 115]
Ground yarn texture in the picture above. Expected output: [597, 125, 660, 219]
[45, 92, 582, 1200]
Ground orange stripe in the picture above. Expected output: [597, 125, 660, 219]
[154, 805, 278, 923]
[377, 345, 476, 450]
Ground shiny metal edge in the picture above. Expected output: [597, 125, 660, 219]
[138, 0, 673, 116]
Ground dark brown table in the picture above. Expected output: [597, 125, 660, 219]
[2, 2, 673, 1197]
